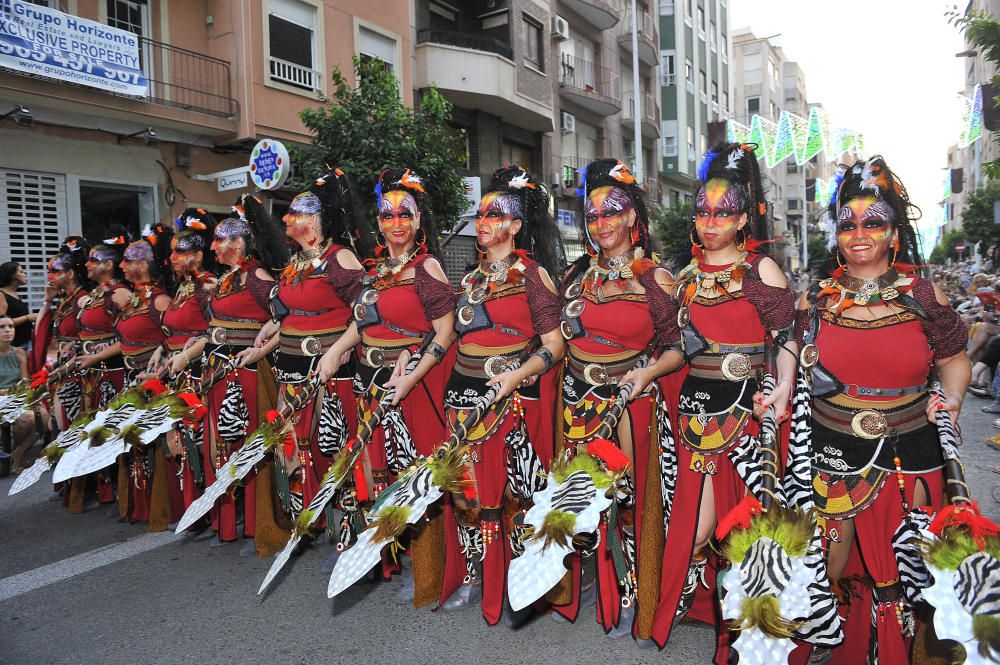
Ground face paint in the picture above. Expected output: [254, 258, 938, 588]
[123, 241, 154, 263]
[584, 186, 634, 252]
[835, 196, 895, 266]
[170, 237, 202, 275]
[693, 178, 747, 250]
[378, 190, 419, 245]
[475, 191, 519, 249]
[212, 217, 248, 266]
[283, 192, 322, 241]
[214, 217, 249, 241]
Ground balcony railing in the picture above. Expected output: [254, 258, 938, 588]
[416, 28, 513, 60]
[619, 9, 656, 43]
[560, 156, 592, 188]
[559, 54, 620, 101]
[269, 56, 322, 92]
[623, 92, 657, 123]
[139, 36, 238, 117]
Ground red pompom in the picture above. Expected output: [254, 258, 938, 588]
[266, 409, 281, 424]
[177, 392, 208, 420]
[142, 379, 168, 396]
[929, 502, 1000, 550]
[587, 438, 630, 473]
[715, 495, 764, 541]
[353, 459, 369, 502]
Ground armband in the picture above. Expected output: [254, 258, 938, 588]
[530, 347, 555, 374]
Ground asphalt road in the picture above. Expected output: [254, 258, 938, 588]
[1, 401, 997, 665]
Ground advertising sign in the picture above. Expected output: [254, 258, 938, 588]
[249, 140, 290, 191]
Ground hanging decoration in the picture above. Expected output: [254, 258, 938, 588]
[727, 106, 863, 169]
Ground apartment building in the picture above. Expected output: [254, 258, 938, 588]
[657, 0, 731, 209]
[0, 0, 411, 307]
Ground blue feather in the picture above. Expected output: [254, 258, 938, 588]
[173, 215, 184, 231]
[697, 149, 718, 182]
[576, 166, 587, 199]
[828, 171, 845, 207]
[374, 180, 383, 206]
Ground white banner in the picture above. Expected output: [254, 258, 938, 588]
[0, 0, 148, 96]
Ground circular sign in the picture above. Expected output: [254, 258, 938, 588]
[249, 139, 290, 190]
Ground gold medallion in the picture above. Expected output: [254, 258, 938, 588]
[851, 410, 887, 440]
[720, 353, 752, 381]
[799, 343, 819, 368]
[583, 363, 609, 386]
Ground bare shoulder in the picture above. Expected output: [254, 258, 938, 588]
[755, 256, 788, 288]
[534, 265, 558, 294]
[334, 248, 363, 271]
[421, 257, 450, 284]
[253, 267, 276, 283]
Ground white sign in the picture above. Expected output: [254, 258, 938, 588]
[218, 172, 248, 192]
[0, 0, 147, 96]
[249, 139, 290, 190]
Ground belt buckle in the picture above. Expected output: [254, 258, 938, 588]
[560, 320, 574, 340]
[800, 343, 819, 368]
[583, 362, 609, 386]
[300, 336, 322, 356]
[564, 299, 585, 318]
[720, 352, 752, 381]
[365, 346, 385, 368]
[851, 410, 888, 439]
[484, 355, 510, 379]
[123, 354, 138, 370]
[457, 305, 475, 326]
[210, 327, 227, 345]
[360, 288, 379, 305]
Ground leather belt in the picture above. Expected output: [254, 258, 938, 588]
[454, 348, 521, 379]
[813, 397, 928, 439]
[703, 341, 767, 355]
[289, 307, 335, 317]
[359, 342, 408, 369]
[567, 351, 637, 386]
[840, 382, 926, 398]
[278, 329, 344, 357]
[209, 326, 258, 348]
[688, 352, 765, 381]
[80, 338, 115, 354]
[122, 346, 158, 370]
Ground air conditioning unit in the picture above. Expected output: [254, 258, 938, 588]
[552, 15, 570, 41]
[560, 111, 576, 134]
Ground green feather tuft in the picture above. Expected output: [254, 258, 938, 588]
[722, 507, 813, 563]
[106, 386, 147, 410]
[293, 509, 318, 538]
[551, 452, 613, 489]
[372, 505, 411, 543]
[427, 444, 470, 493]
[972, 614, 1000, 662]
[924, 529, 1000, 570]
[732, 595, 800, 638]
[119, 423, 143, 448]
[533, 509, 577, 550]
[42, 443, 66, 462]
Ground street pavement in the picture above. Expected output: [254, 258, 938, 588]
[1, 400, 998, 665]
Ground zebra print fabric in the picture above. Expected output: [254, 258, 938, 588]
[317, 392, 347, 456]
[739, 537, 792, 598]
[383, 407, 417, 475]
[217, 378, 249, 443]
[97, 379, 116, 409]
[551, 470, 598, 514]
[55, 380, 82, 423]
[892, 510, 933, 606]
[793, 530, 843, 647]
[956, 551, 1000, 615]
[504, 420, 545, 501]
[657, 398, 678, 533]
[785, 367, 815, 511]
[457, 523, 483, 581]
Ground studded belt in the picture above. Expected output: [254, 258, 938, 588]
[812, 397, 928, 439]
[121, 346, 158, 370]
[278, 328, 345, 357]
[566, 351, 639, 386]
[839, 382, 926, 398]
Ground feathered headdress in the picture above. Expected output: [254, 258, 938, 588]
[485, 164, 561, 276]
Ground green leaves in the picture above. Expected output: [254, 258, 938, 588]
[292, 57, 468, 232]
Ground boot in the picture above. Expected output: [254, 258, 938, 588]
[441, 581, 482, 611]
[606, 604, 635, 639]
[673, 555, 709, 628]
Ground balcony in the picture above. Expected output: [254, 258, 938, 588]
[622, 92, 659, 138]
[269, 57, 322, 92]
[559, 155, 592, 190]
[559, 0, 620, 30]
[0, 35, 238, 136]
[558, 54, 621, 116]
[618, 9, 658, 67]
[415, 29, 551, 132]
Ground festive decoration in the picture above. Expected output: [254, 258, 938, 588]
[959, 84, 984, 148]
[727, 106, 863, 168]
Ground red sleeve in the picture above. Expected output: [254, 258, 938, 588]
[911, 278, 968, 359]
[326, 248, 364, 305]
[742, 255, 796, 331]
[414, 256, 457, 321]
[524, 262, 561, 336]
[639, 268, 680, 348]
[30, 310, 53, 374]
[245, 268, 275, 313]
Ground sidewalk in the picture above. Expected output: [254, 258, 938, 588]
[957, 392, 1000, 520]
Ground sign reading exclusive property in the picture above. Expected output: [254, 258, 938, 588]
[0, 0, 147, 96]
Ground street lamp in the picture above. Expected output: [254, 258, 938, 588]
[0, 105, 32, 126]
[117, 127, 158, 146]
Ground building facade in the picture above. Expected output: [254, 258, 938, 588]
[0, 0, 412, 307]
[657, 0, 731, 209]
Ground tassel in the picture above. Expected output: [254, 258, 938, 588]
[353, 459, 369, 502]
[715, 494, 764, 541]
[587, 438, 630, 473]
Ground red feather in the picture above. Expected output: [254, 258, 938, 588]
[929, 502, 1000, 550]
[587, 438, 630, 473]
[353, 459, 369, 502]
[714, 494, 763, 541]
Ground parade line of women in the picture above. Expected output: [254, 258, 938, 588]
[18, 148, 984, 665]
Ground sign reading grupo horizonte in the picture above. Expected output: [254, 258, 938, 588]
[0, 0, 147, 96]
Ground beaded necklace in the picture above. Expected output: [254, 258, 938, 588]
[280, 238, 333, 286]
[580, 246, 643, 301]
[817, 268, 914, 315]
[371, 244, 420, 290]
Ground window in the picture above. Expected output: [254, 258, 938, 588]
[684, 0, 693, 24]
[700, 133, 707, 154]
[358, 26, 397, 75]
[699, 69, 707, 103]
[721, 33, 728, 60]
[661, 51, 676, 86]
[660, 0, 674, 14]
[687, 126, 695, 159]
[697, 7, 705, 38]
[787, 199, 800, 210]
[786, 162, 798, 174]
[722, 90, 729, 113]
[769, 100, 777, 119]
[711, 81, 718, 104]
[709, 21, 717, 52]
[685, 58, 693, 84]
[747, 96, 760, 116]
[662, 120, 678, 157]
[429, 1, 457, 31]
[106, 0, 149, 70]
[481, 10, 510, 47]
[502, 140, 534, 173]
[268, 0, 318, 91]
[522, 15, 543, 71]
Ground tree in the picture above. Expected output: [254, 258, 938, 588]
[293, 58, 469, 231]
[949, 9, 1000, 179]
[929, 229, 967, 264]
[650, 202, 694, 271]
[956, 181, 1000, 250]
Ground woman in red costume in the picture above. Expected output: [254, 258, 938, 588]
[113, 229, 173, 524]
[556, 158, 681, 640]
[318, 168, 455, 592]
[33, 237, 91, 430]
[153, 208, 217, 532]
[198, 196, 287, 555]
[73, 229, 133, 513]
[649, 143, 796, 658]
[437, 165, 563, 627]
[240, 171, 368, 525]
[795, 157, 969, 665]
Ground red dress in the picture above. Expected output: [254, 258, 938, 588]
[558, 258, 678, 634]
[797, 274, 966, 665]
[203, 260, 273, 542]
[439, 254, 561, 625]
[651, 253, 795, 654]
[272, 243, 363, 518]
[35, 287, 86, 424]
